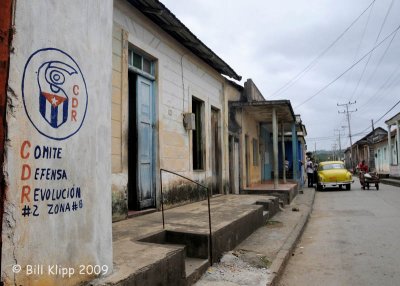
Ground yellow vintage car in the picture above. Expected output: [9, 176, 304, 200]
[316, 161, 353, 191]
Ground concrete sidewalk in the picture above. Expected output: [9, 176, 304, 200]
[196, 187, 315, 286]
[90, 193, 285, 286]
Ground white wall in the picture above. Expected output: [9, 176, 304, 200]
[2, 1, 113, 285]
[374, 141, 392, 173]
[113, 0, 228, 192]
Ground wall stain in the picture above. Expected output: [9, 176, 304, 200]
[162, 180, 210, 209]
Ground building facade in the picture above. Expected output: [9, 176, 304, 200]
[111, 0, 242, 220]
[1, 1, 113, 285]
[227, 79, 305, 191]
[385, 112, 400, 176]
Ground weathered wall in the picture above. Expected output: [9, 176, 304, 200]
[374, 137, 395, 173]
[243, 79, 265, 102]
[0, 0, 13, 254]
[241, 110, 262, 186]
[111, 24, 128, 221]
[225, 81, 263, 189]
[2, 1, 113, 285]
[112, 0, 228, 210]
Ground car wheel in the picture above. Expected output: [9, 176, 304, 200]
[317, 184, 322, 191]
[346, 184, 351, 191]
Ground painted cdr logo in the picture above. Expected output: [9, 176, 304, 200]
[22, 48, 88, 140]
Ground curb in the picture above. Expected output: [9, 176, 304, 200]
[267, 189, 316, 286]
[380, 179, 400, 188]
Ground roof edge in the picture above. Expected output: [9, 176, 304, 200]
[126, 0, 242, 81]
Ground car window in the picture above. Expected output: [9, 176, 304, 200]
[320, 163, 344, 170]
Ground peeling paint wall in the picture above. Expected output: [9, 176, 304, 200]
[240, 111, 262, 186]
[226, 81, 263, 189]
[111, 24, 128, 221]
[112, 0, 229, 210]
[0, 0, 13, 262]
[1, 1, 113, 285]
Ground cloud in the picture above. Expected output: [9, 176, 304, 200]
[162, 0, 400, 149]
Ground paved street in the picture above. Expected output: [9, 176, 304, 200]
[278, 178, 400, 286]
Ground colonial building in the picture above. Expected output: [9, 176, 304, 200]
[227, 79, 305, 192]
[373, 129, 397, 174]
[344, 127, 387, 171]
[384, 112, 400, 176]
[111, 0, 242, 220]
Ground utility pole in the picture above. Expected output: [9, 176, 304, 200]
[314, 142, 317, 162]
[338, 101, 357, 170]
[332, 143, 337, 160]
[334, 127, 346, 160]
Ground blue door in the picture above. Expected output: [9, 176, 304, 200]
[261, 124, 272, 181]
[137, 76, 154, 208]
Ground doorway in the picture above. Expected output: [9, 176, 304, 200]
[229, 136, 240, 194]
[245, 135, 250, 187]
[128, 71, 155, 210]
[211, 108, 221, 194]
[260, 124, 272, 181]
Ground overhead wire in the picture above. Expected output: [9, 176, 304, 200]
[295, 23, 400, 109]
[350, 0, 395, 101]
[355, 99, 400, 135]
[342, 1, 375, 100]
[269, 0, 377, 98]
[358, 60, 400, 110]
[355, 29, 399, 103]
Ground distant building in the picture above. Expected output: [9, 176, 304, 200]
[227, 79, 306, 191]
[384, 112, 400, 177]
[344, 127, 387, 171]
[372, 129, 397, 174]
[344, 111, 400, 178]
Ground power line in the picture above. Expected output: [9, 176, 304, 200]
[374, 100, 400, 124]
[355, 29, 399, 103]
[295, 23, 400, 108]
[350, 0, 395, 101]
[269, 0, 377, 98]
[307, 136, 338, 141]
[358, 62, 400, 110]
[346, 0, 376, 100]
[355, 99, 400, 135]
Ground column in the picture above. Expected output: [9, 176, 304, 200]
[388, 124, 392, 165]
[272, 108, 279, 189]
[397, 121, 400, 165]
[282, 123, 286, 184]
[292, 122, 298, 183]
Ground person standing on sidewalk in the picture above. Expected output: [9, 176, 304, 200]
[306, 157, 314, 187]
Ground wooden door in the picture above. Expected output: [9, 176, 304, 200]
[137, 76, 154, 208]
[211, 108, 221, 194]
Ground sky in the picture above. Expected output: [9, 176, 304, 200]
[161, 0, 400, 151]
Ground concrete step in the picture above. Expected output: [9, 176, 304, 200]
[138, 230, 209, 259]
[93, 195, 290, 286]
[263, 211, 270, 221]
[89, 238, 186, 286]
[242, 184, 298, 205]
[185, 257, 209, 285]
[256, 196, 280, 217]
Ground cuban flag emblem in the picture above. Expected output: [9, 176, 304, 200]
[37, 61, 77, 128]
[39, 91, 68, 128]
